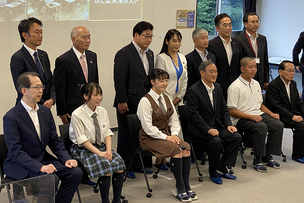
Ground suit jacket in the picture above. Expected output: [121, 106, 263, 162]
[185, 49, 216, 100]
[293, 31, 304, 86]
[187, 80, 232, 138]
[207, 36, 242, 99]
[113, 42, 154, 113]
[266, 76, 304, 123]
[3, 102, 71, 180]
[54, 48, 99, 116]
[10, 46, 55, 105]
[236, 32, 269, 88]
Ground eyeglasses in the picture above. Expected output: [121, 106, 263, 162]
[28, 85, 45, 90]
[248, 20, 260, 24]
[284, 69, 295, 73]
[141, 34, 154, 39]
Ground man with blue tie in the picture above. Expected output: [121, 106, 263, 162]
[10, 17, 55, 109]
[3, 72, 82, 203]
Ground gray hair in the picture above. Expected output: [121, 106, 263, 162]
[70, 26, 87, 39]
[192, 28, 208, 40]
[199, 60, 214, 72]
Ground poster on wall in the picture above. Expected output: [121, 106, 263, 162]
[176, 10, 195, 29]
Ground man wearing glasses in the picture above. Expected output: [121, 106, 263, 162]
[3, 72, 82, 203]
[113, 21, 154, 178]
[266, 60, 304, 164]
[236, 12, 269, 90]
[10, 17, 55, 109]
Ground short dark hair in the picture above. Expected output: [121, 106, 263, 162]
[159, 29, 182, 54]
[243, 12, 259, 23]
[199, 60, 215, 72]
[133, 21, 153, 37]
[279, 60, 294, 71]
[145, 69, 170, 89]
[18, 17, 42, 42]
[214, 13, 231, 27]
[78, 82, 103, 104]
[240, 57, 255, 68]
[17, 72, 39, 94]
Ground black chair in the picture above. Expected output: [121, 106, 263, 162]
[125, 114, 163, 198]
[177, 105, 204, 182]
[59, 124, 128, 203]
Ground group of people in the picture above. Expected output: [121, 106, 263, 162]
[3, 10, 304, 203]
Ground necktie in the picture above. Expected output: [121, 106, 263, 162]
[158, 96, 166, 114]
[33, 52, 45, 83]
[92, 113, 101, 145]
[80, 54, 88, 83]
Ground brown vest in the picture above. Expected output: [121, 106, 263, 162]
[139, 93, 174, 137]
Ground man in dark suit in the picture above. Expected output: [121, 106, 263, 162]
[293, 31, 304, 101]
[114, 21, 154, 178]
[236, 12, 269, 90]
[207, 13, 242, 100]
[185, 28, 216, 99]
[54, 26, 99, 124]
[266, 60, 304, 164]
[10, 17, 55, 108]
[187, 60, 241, 184]
[3, 72, 82, 203]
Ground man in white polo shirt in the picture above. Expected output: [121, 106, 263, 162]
[227, 57, 284, 173]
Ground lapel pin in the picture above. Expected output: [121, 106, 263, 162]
[90, 59, 93, 64]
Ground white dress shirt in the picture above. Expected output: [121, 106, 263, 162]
[21, 99, 41, 140]
[196, 48, 209, 62]
[246, 31, 259, 57]
[137, 89, 181, 140]
[132, 40, 149, 75]
[23, 44, 44, 72]
[201, 79, 215, 107]
[73, 46, 88, 76]
[69, 104, 113, 147]
[280, 76, 291, 102]
[219, 35, 233, 66]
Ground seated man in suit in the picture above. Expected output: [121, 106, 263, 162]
[266, 60, 304, 164]
[227, 57, 284, 173]
[185, 28, 216, 100]
[187, 60, 241, 184]
[3, 72, 82, 203]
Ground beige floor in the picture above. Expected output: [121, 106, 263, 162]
[1, 128, 304, 203]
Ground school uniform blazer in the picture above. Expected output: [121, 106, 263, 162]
[266, 76, 304, 123]
[3, 103, 71, 180]
[54, 48, 99, 116]
[185, 49, 216, 100]
[113, 42, 154, 113]
[10, 46, 55, 105]
[207, 36, 242, 99]
[186, 80, 232, 138]
[236, 32, 269, 87]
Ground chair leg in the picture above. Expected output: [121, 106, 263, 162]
[123, 153, 137, 182]
[281, 150, 287, 162]
[152, 159, 163, 179]
[76, 188, 82, 203]
[239, 146, 247, 169]
[189, 141, 203, 182]
[6, 184, 13, 203]
[138, 153, 152, 198]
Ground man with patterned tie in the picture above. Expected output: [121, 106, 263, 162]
[10, 17, 55, 108]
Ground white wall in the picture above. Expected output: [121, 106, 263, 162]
[0, 0, 197, 133]
[257, 0, 304, 59]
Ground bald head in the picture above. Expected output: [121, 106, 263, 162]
[71, 26, 91, 53]
[240, 57, 255, 68]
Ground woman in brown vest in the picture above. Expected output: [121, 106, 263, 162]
[137, 69, 197, 202]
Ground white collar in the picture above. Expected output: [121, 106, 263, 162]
[246, 30, 259, 40]
[219, 35, 232, 44]
[83, 103, 97, 117]
[21, 99, 39, 113]
[149, 89, 165, 101]
[280, 76, 291, 87]
[23, 44, 37, 56]
[72, 46, 86, 59]
[132, 40, 149, 54]
[201, 79, 214, 92]
[239, 75, 254, 85]
[195, 48, 208, 57]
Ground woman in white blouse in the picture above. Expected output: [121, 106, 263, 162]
[156, 29, 188, 106]
[137, 69, 197, 202]
[69, 83, 125, 203]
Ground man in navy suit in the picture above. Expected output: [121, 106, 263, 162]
[266, 60, 304, 164]
[113, 21, 154, 178]
[293, 31, 304, 101]
[10, 17, 55, 108]
[187, 60, 241, 184]
[54, 26, 99, 125]
[3, 72, 82, 203]
[236, 12, 269, 90]
[207, 13, 242, 100]
[185, 28, 216, 100]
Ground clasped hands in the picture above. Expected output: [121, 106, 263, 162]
[208, 126, 237, 136]
[98, 150, 113, 161]
[166, 134, 181, 144]
[40, 159, 78, 174]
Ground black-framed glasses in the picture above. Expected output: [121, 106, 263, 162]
[28, 85, 45, 90]
[141, 34, 154, 39]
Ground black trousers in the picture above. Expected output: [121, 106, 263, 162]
[284, 120, 304, 159]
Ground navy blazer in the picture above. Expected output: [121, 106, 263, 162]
[54, 48, 99, 116]
[293, 31, 304, 71]
[236, 32, 269, 88]
[187, 80, 232, 138]
[10, 46, 55, 105]
[266, 76, 304, 123]
[207, 36, 242, 99]
[113, 42, 154, 113]
[3, 103, 71, 180]
[185, 49, 216, 100]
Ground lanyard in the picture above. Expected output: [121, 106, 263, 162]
[245, 32, 257, 57]
[170, 53, 183, 92]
